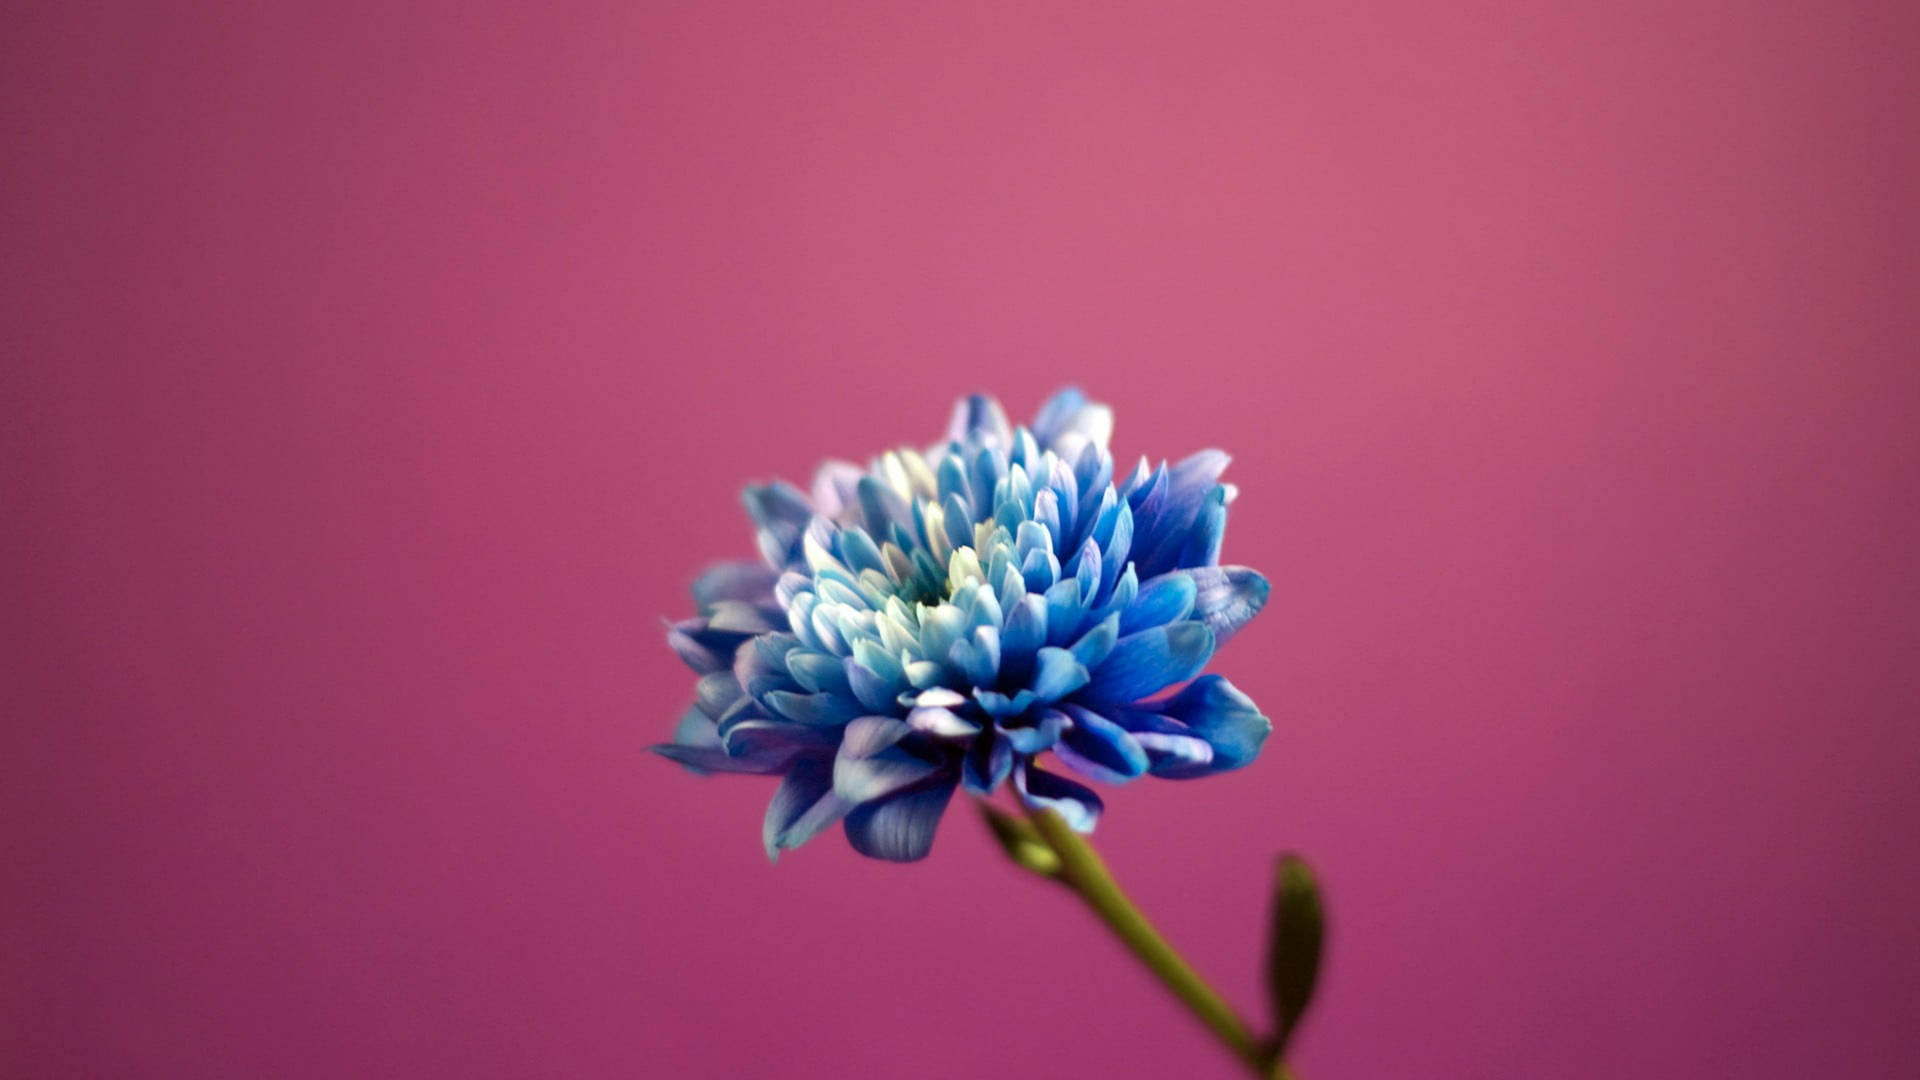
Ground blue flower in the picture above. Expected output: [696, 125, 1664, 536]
[654, 389, 1272, 862]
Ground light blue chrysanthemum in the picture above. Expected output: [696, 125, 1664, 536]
[654, 389, 1272, 862]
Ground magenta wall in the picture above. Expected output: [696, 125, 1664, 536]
[7, 3, 1917, 1077]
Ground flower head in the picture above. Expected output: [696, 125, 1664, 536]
[654, 389, 1272, 861]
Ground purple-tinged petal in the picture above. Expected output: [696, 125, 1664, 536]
[764, 759, 851, 860]
[1014, 762, 1104, 833]
[691, 561, 782, 611]
[705, 600, 779, 635]
[843, 778, 959, 862]
[839, 715, 911, 758]
[717, 716, 838, 760]
[912, 687, 967, 708]
[744, 482, 815, 567]
[654, 709, 810, 775]
[908, 704, 982, 738]
[1082, 622, 1216, 703]
[694, 671, 744, 719]
[834, 745, 945, 804]
[810, 460, 864, 518]
[1134, 729, 1215, 776]
[1177, 565, 1269, 646]
[665, 618, 740, 675]
[652, 742, 794, 775]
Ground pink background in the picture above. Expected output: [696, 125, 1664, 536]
[6, 2, 1917, 1077]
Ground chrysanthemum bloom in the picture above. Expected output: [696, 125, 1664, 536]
[654, 389, 1272, 861]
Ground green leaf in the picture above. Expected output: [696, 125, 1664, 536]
[978, 802, 1063, 879]
[1264, 853, 1324, 1059]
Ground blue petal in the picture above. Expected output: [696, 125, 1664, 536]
[764, 758, 851, 860]
[1015, 520, 1053, 564]
[1129, 451, 1230, 577]
[786, 651, 852, 696]
[1043, 578, 1084, 646]
[1176, 486, 1228, 569]
[1031, 646, 1091, 702]
[1071, 442, 1113, 516]
[1081, 622, 1216, 703]
[843, 778, 958, 861]
[1073, 537, 1101, 599]
[672, 706, 722, 751]
[846, 660, 901, 712]
[942, 493, 974, 551]
[1055, 706, 1149, 784]
[1152, 675, 1270, 772]
[1033, 487, 1065, 552]
[961, 729, 1014, 794]
[1020, 547, 1060, 594]
[735, 633, 800, 702]
[948, 393, 1012, 447]
[763, 689, 862, 726]
[1177, 566, 1269, 646]
[974, 687, 1038, 718]
[744, 482, 814, 566]
[936, 455, 971, 504]
[838, 526, 888, 576]
[1014, 763, 1104, 833]
[1120, 573, 1198, 634]
[999, 594, 1048, 681]
[1000, 709, 1069, 754]
[743, 481, 813, 531]
[855, 475, 909, 536]
[1028, 387, 1089, 446]
[948, 626, 1002, 687]
[1067, 615, 1119, 669]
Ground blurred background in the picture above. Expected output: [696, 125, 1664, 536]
[5, 2, 1917, 1077]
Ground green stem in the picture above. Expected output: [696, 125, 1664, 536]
[1024, 806, 1275, 1076]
